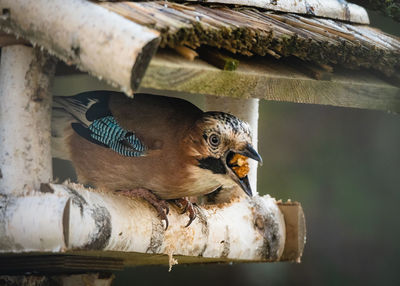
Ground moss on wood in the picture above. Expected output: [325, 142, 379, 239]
[101, 2, 400, 77]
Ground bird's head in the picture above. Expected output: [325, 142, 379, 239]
[186, 111, 262, 197]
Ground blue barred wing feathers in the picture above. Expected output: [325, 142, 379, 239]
[54, 91, 147, 157]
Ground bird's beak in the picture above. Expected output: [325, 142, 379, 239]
[225, 144, 262, 197]
[237, 144, 263, 166]
[236, 175, 252, 197]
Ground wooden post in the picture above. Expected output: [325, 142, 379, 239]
[205, 96, 260, 196]
[0, 45, 55, 194]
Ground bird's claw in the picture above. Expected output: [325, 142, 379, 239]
[173, 198, 197, 227]
[116, 188, 170, 230]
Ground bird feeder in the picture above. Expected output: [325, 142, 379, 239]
[0, 0, 399, 284]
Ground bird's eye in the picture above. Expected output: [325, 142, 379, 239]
[209, 134, 220, 147]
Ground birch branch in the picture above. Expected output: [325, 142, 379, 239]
[0, 46, 55, 195]
[0, 0, 160, 96]
[0, 183, 299, 265]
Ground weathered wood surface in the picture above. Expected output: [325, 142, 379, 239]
[100, 1, 400, 77]
[0, 0, 160, 96]
[0, 46, 55, 195]
[0, 255, 123, 273]
[183, 0, 370, 24]
[0, 183, 305, 268]
[140, 51, 400, 113]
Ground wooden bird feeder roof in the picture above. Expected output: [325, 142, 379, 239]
[101, 1, 400, 77]
[1, 0, 399, 95]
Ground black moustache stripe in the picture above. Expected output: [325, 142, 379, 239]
[197, 156, 227, 175]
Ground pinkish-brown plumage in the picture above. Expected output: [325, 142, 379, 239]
[53, 91, 262, 226]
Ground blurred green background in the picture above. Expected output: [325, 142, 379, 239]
[52, 9, 400, 286]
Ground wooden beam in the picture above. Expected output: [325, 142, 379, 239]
[141, 51, 400, 113]
[0, 255, 123, 274]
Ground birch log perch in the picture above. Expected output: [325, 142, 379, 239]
[0, 0, 160, 96]
[0, 183, 300, 266]
[0, 45, 55, 195]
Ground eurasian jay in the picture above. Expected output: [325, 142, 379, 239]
[52, 91, 262, 228]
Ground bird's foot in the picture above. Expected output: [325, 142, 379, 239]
[173, 197, 197, 227]
[116, 188, 170, 229]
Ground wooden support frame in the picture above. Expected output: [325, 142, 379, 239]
[52, 50, 400, 114]
[0, 45, 306, 273]
[0, 12, 310, 275]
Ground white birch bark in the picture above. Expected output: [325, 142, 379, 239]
[0, 0, 160, 96]
[0, 183, 286, 264]
[184, 0, 369, 24]
[0, 46, 55, 195]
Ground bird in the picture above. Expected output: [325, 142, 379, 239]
[52, 90, 262, 228]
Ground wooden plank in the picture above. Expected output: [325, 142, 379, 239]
[0, 273, 115, 286]
[141, 51, 400, 113]
[0, 255, 123, 274]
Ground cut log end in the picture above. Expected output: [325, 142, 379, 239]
[129, 37, 161, 95]
[278, 201, 306, 262]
